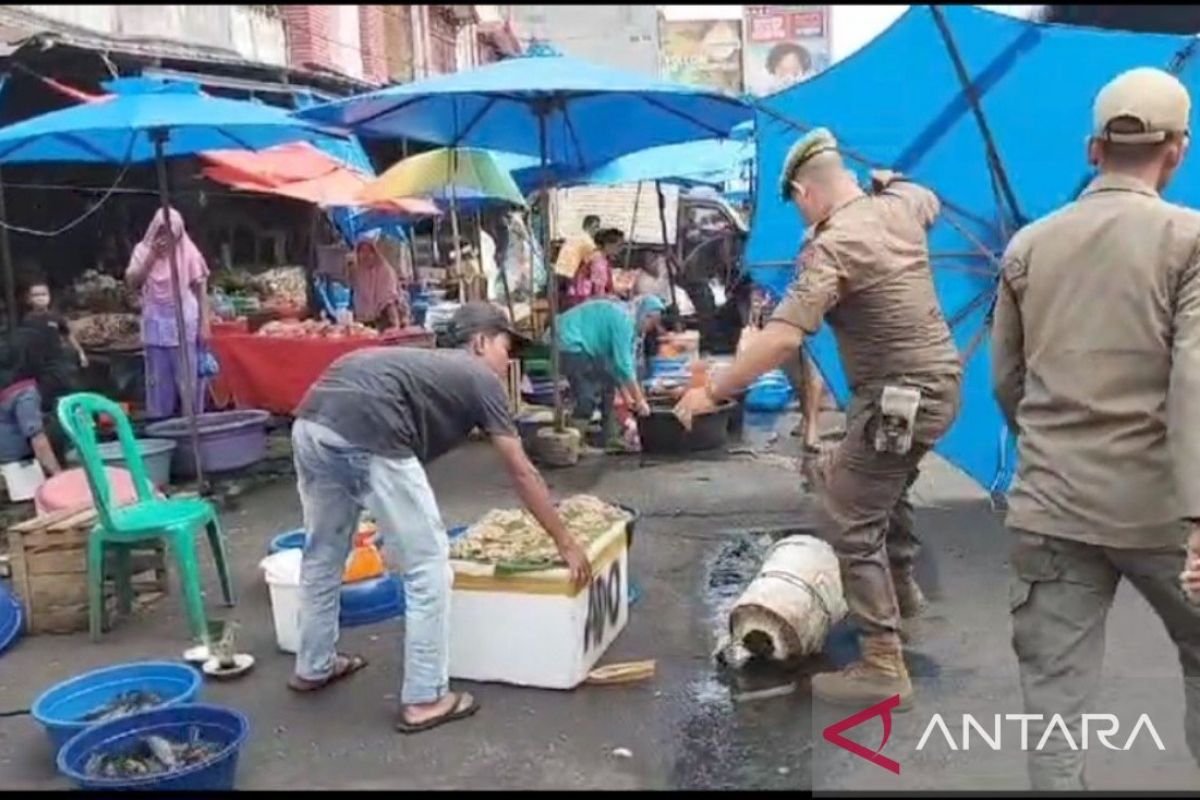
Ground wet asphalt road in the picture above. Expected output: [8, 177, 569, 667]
[1, 411, 1198, 790]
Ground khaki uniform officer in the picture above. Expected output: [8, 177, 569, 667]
[676, 129, 961, 708]
[992, 67, 1200, 791]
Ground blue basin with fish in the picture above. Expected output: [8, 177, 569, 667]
[32, 662, 203, 751]
[57, 703, 248, 791]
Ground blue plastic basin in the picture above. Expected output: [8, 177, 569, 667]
[339, 573, 404, 628]
[32, 662, 203, 752]
[0, 580, 22, 657]
[267, 529, 307, 555]
[56, 703, 249, 791]
[338, 526, 469, 627]
[745, 372, 794, 412]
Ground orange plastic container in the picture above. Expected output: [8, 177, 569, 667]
[342, 525, 385, 583]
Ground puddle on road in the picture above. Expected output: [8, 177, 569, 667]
[673, 530, 829, 789]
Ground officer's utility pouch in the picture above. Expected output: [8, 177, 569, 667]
[874, 385, 922, 455]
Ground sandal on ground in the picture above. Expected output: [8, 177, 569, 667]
[287, 653, 368, 693]
[395, 691, 480, 734]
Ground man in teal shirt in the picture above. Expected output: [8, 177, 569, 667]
[557, 297, 660, 449]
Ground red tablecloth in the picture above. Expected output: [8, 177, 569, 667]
[209, 332, 432, 415]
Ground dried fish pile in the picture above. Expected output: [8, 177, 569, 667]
[80, 690, 165, 724]
[73, 313, 142, 350]
[450, 495, 630, 567]
[84, 729, 221, 779]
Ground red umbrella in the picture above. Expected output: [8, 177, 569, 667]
[200, 141, 439, 216]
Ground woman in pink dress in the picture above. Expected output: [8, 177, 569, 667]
[125, 207, 211, 420]
[567, 228, 623, 308]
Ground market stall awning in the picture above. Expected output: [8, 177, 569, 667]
[200, 141, 440, 217]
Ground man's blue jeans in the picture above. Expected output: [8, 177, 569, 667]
[291, 419, 452, 705]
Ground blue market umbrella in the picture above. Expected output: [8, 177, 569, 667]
[296, 44, 751, 175]
[744, 5, 1200, 498]
[298, 44, 752, 426]
[503, 137, 754, 193]
[0, 76, 342, 487]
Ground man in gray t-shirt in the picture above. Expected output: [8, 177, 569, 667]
[287, 302, 591, 736]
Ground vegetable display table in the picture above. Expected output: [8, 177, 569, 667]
[208, 330, 434, 416]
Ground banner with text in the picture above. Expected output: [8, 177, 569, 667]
[659, 18, 744, 95]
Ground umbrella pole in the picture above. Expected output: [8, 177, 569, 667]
[449, 152, 465, 302]
[0, 168, 17, 341]
[490, 211, 516, 323]
[623, 182, 642, 272]
[152, 131, 207, 492]
[450, 197, 465, 301]
[538, 115, 564, 431]
[656, 181, 679, 314]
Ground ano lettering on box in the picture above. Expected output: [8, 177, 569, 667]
[583, 558, 623, 654]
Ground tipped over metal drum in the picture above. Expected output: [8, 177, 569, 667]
[728, 535, 847, 662]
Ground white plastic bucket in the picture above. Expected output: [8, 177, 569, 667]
[2, 460, 45, 502]
[729, 534, 847, 661]
[260, 549, 303, 654]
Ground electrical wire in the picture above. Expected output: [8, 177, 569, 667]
[0, 135, 136, 238]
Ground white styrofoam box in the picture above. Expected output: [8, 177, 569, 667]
[2, 460, 45, 502]
[448, 521, 629, 690]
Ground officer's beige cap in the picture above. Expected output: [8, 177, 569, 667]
[1093, 67, 1191, 144]
[778, 127, 839, 200]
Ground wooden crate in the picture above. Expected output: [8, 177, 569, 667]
[6, 507, 168, 635]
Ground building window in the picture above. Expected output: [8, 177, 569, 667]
[429, 10, 459, 74]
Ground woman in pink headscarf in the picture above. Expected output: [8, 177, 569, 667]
[125, 207, 211, 420]
[348, 232, 406, 330]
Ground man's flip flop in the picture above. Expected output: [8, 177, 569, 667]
[395, 692, 480, 734]
[287, 653, 368, 693]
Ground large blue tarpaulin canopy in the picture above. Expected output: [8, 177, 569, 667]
[745, 5, 1200, 496]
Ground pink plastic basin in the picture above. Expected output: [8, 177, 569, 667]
[35, 467, 139, 515]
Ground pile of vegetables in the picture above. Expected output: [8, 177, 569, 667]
[73, 270, 139, 313]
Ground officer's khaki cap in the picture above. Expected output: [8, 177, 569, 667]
[1093, 67, 1191, 144]
[779, 127, 839, 200]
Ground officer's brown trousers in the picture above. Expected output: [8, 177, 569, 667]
[817, 405, 926, 636]
[1009, 530, 1200, 790]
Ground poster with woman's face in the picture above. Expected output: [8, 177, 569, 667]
[743, 5, 832, 97]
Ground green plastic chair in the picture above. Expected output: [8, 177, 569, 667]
[56, 392, 236, 642]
